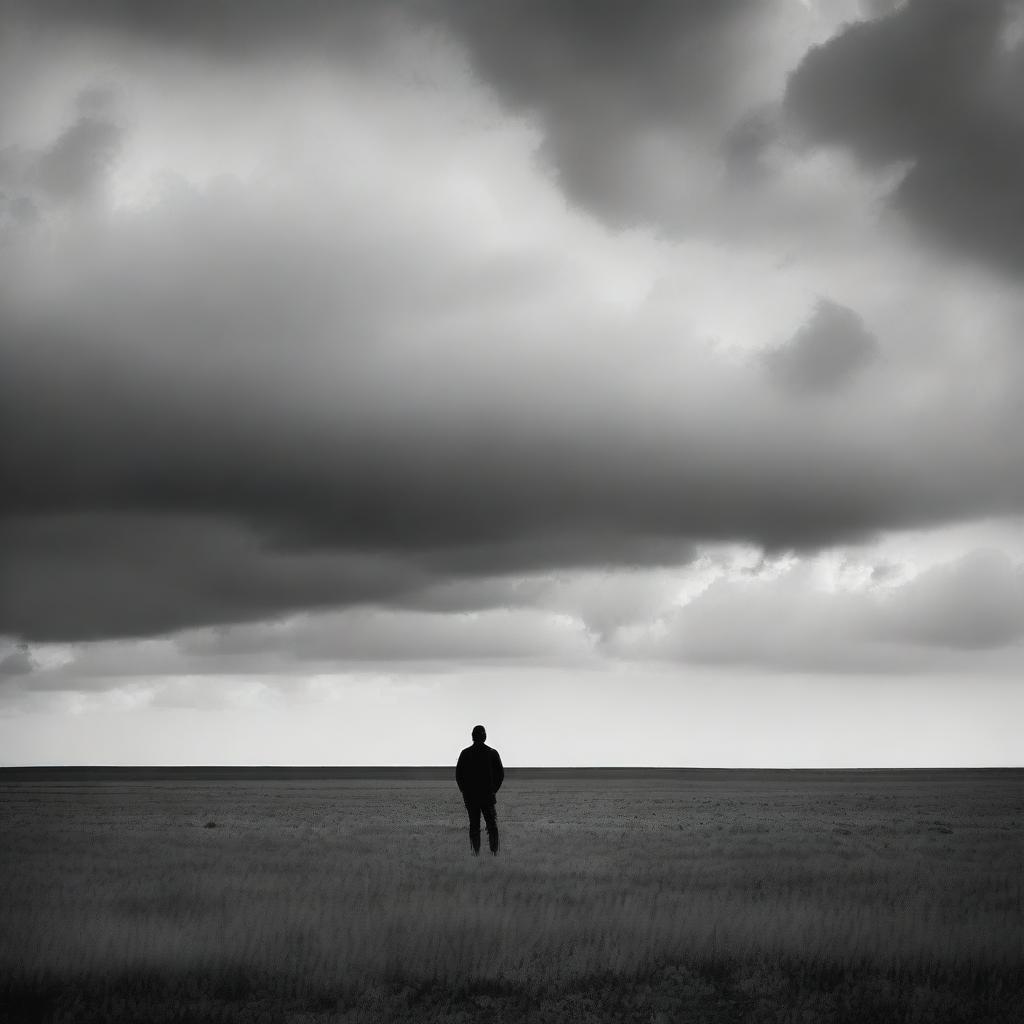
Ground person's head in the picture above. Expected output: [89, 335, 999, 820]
[471, 724, 486, 743]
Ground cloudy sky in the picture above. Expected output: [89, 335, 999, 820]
[1, 0, 1022, 767]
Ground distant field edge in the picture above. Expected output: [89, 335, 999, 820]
[1, 765, 1021, 782]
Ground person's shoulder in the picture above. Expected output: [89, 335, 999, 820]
[459, 744, 474, 756]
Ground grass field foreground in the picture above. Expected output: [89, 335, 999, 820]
[1, 770, 1021, 1022]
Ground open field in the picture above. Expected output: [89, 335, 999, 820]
[1, 768, 1021, 1023]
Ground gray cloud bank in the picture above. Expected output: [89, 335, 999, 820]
[3, 548, 1021, 704]
[786, 0, 1024, 276]
[622, 548, 1024, 673]
[1, 0, 1023, 647]
[3, 167, 1019, 641]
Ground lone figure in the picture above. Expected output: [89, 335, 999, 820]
[456, 724, 504, 855]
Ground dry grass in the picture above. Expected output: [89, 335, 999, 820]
[1, 770, 1021, 1022]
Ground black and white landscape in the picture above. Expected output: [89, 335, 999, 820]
[1, 2, 1022, 1021]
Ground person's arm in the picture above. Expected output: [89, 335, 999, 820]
[455, 750, 466, 793]
[492, 748, 504, 793]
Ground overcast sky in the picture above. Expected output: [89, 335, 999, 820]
[2, 0, 1022, 767]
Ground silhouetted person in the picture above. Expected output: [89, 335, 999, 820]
[456, 725, 504, 855]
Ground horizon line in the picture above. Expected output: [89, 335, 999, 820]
[2, 764, 1021, 772]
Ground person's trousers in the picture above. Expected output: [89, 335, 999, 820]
[464, 796, 499, 854]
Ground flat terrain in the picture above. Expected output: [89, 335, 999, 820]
[1, 769, 1021, 1023]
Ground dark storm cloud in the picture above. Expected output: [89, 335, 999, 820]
[431, 0, 769, 225]
[785, 0, 1024, 275]
[2, 144, 1023, 642]
[1, 0, 806, 238]
[0, 510, 690, 643]
[0, 0, 392, 57]
[0, 514, 433, 643]
[763, 300, 879, 395]
[14, 1, 755, 96]
[1, 3, 1023, 648]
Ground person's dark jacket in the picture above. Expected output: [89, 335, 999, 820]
[456, 741, 504, 804]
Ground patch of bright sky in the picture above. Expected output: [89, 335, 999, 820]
[3, 663, 1021, 767]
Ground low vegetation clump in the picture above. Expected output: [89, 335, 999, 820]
[1, 771, 1021, 1022]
